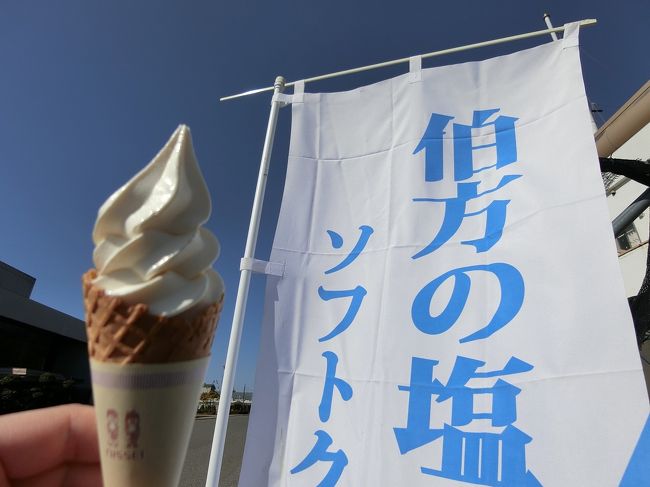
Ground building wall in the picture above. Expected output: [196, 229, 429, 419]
[0, 316, 90, 384]
[0, 262, 91, 411]
[0, 261, 35, 298]
[605, 121, 650, 395]
[606, 122, 650, 297]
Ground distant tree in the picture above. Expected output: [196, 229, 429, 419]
[200, 389, 220, 401]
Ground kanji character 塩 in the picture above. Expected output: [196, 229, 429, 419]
[394, 356, 538, 487]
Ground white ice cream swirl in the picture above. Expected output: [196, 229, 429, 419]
[92, 125, 224, 317]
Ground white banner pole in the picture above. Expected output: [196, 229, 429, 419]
[205, 75, 286, 487]
[543, 13, 559, 41]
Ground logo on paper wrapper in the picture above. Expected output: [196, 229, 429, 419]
[125, 409, 141, 448]
[107, 409, 119, 446]
[104, 408, 145, 461]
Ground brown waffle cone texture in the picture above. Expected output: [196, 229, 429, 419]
[83, 269, 223, 364]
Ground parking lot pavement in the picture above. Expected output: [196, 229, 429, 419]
[179, 415, 249, 487]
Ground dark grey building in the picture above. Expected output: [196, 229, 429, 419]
[0, 261, 90, 413]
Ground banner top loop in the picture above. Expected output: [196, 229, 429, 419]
[562, 21, 581, 49]
[409, 56, 422, 84]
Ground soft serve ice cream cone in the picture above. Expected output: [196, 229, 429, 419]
[83, 125, 224, 487]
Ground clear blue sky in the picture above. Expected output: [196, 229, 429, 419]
[0, 1, 648, 391]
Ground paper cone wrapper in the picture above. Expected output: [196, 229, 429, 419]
[90, 357, 209, 487]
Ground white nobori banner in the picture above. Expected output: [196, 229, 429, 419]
[240, 24, 649, 486]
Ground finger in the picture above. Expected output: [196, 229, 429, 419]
[0, 404, 99, 480]
[12, 463, 102, 487]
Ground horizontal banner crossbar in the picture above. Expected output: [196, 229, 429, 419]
[220, 19, 596, 102]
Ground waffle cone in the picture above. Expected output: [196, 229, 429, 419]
[83, 269, 223, 364]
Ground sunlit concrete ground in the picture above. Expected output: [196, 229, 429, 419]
[180, 415, 249, 487]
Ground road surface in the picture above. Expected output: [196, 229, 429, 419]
[179, 415, 249, 487]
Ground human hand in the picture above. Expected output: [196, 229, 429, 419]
[0, 404, 101, 487]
